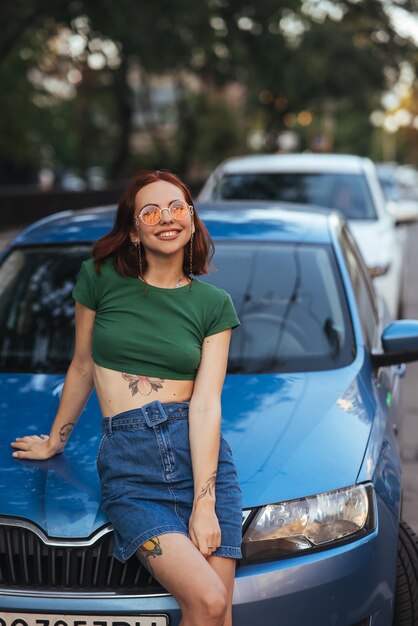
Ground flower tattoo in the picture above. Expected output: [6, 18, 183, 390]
[122, 373, 165, 396]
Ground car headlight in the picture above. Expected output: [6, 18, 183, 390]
[241, 483, 376, 564]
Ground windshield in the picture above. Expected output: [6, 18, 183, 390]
[216, 172, 377, 220]
[0, 245, 91, 373]
[200, 241, 354, 373]
[0, 242, 354, 374]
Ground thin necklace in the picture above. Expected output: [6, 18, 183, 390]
[139, 275, 190, 288]
[176, 276, 192, 288]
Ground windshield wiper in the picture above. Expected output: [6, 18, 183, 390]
[323, 317, 341, 356]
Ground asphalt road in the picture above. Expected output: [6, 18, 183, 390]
[1, 223, 418, 532]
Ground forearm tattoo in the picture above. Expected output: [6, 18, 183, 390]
[196, 470, 217, 502]
[136, 536, 162, 577]
[59, 423, 75, 443]
[122, 373, 165, 396]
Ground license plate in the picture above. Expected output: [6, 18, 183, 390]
[0, 614, 168, 626]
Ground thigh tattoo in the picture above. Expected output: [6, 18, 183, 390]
[136, 536, 162, 576]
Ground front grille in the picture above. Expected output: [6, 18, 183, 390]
[0, 522, 165, 594]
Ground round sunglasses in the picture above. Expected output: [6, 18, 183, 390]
[135, 200, 194, 226]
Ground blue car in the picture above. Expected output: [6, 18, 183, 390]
[1, 203, 418, 626]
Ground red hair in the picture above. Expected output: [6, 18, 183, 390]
[92, 170, 214, 277]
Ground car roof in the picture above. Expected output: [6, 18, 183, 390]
[10, 206, 117, 246]
[198, 202, 339, 243]
[10, 202, 339, 247]
[218, 153, 372, 174]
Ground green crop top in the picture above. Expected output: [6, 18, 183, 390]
[72, 257, 240, 380]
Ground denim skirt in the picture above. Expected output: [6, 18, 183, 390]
[97, 399, 243, 562]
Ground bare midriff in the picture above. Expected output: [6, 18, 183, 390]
[93, 363, 194, 417]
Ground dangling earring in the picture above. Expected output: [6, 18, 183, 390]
[134, 241, 143, 278]
[188, 231, 194, 291]
[134, 240, 148, 295]
[189, 232, 194, 275]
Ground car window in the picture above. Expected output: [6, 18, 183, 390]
[216, 172, 377, 220]
[339, 227, 378, 349]
[0, 242, 354, 375]
[0, 245, 91, 373]
[201, 241, 355, 373]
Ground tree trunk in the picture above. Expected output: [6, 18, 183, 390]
[109, 58, 133, 179]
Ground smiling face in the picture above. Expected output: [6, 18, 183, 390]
[132, 180, 195, 256]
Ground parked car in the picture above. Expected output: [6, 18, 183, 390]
[198, 153, 405, 319]
[1, 203, 418, 625]
[377, 162, 418, 224]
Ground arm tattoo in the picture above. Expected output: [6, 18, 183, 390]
[197, 470, 217, 502]
[136, 536, 162, 577]
[122, 373, 165, 396]
[59, 423, 75, 442]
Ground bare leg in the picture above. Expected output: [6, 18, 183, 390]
[136, 532, 228, 626]
[207, 555, 236, 626]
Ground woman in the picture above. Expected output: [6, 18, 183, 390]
[11, 170, 242, 626]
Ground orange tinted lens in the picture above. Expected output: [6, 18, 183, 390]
[170, 201, 189, 220]
[141, 205, 160, 224]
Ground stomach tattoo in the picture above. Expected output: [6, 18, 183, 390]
[122, 373, 165, 396]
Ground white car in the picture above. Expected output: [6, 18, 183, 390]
[199, 153, 405, 319]
[377, 162, 418, 224]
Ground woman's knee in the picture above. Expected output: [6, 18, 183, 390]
[205, 586, 228, 621]
[183, 579, 228, 621]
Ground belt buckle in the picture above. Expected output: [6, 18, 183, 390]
[141, 400, 168, 428]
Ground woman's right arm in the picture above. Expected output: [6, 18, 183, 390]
[10, 302, 96, 460]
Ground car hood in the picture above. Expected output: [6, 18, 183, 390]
[0, 364, 373, 538]
[222, 365, 374, 507]
[0, 373, 105, 539]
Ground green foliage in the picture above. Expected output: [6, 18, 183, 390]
[0, 29, 47, 182]
[174, 90, 248, 172]
[332, 98, 377, 156]
[1, 0, 418, 183]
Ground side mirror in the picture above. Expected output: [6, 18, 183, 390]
[372, 320, 418, 367]
[385, 201, 402, 226]
[385, 200, 397, 216]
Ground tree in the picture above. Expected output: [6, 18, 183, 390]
[1, 0, 418, 183]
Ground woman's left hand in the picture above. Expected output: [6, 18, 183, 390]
[188, 500, 221, 558]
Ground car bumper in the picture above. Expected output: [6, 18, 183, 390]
[0, 494, 398, 626]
